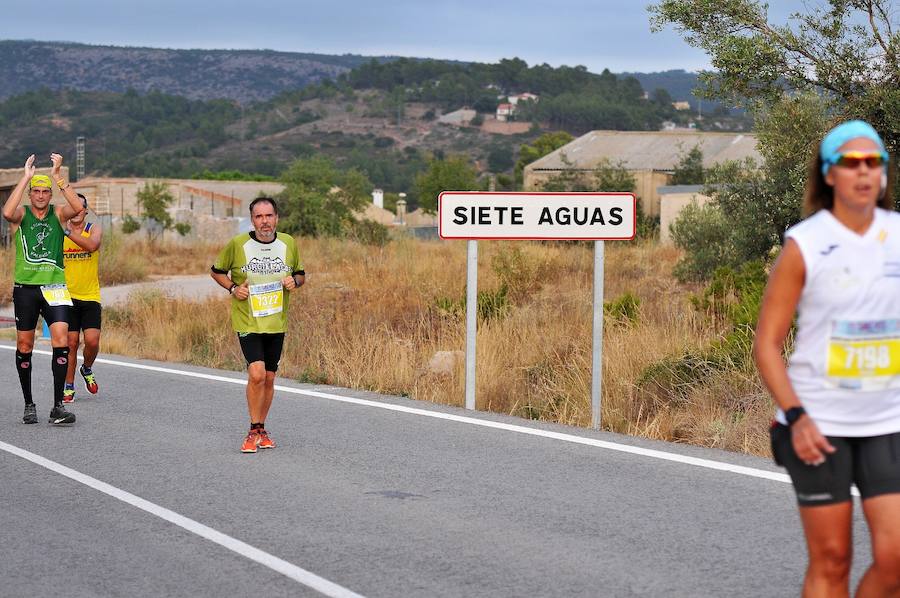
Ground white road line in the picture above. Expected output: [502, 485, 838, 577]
[0, 440, 366, 598]
[0, 345, 793, 485]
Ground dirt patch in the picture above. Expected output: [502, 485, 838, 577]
[480, 119, 531, 135]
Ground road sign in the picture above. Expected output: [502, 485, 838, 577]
[440, 191, 637, 429]
[438, 192, 636, 241]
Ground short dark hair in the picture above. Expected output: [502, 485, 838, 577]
[76, 193, 88, 209]
[249, 196, 278, 216]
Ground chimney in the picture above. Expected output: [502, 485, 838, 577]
[372, 188, 384, 209]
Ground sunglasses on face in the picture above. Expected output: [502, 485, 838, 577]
[831, 151, 887, 170]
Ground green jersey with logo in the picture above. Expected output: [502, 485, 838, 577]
[14, 206, 66, 285]
[213, 231, 303, 333]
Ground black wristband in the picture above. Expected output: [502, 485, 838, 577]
[785, 406, 806, 427]
[228, 283, 237, 294]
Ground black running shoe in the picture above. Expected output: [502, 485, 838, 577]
[23, 403, 37, 425]
[49, 405, 76, 425]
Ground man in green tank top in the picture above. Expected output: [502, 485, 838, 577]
[2, 153, 90, 425]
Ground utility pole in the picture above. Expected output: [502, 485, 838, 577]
[76, 136, 85, 181]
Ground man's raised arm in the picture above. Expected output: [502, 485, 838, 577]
[51, 153, 86, 220]
[2, 155, 35, 225]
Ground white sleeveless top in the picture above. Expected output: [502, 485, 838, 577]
[783, 207, 900, 436]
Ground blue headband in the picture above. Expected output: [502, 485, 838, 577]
[820, 120, 888, 176]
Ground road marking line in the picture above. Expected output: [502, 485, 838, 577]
[1, 345, 794, 486]
[0, 440, 365, 598]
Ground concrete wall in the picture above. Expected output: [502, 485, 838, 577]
[659, 192, 711, 244]
[71, 178, 285, 218]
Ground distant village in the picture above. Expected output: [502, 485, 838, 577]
[0, 87, 756, 247]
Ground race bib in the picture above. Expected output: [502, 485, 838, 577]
[40, 284, 73, 307]
[826, 319, 900, 390]
[249, 281, 283, 318]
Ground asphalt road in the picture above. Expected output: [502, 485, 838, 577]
[0, 341, 875, 597]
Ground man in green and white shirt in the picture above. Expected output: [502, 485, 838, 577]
[2, 153, 87, 426]
[211, 197, 304, 453]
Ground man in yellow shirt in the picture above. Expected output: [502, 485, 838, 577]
[61, 194, 103, 402]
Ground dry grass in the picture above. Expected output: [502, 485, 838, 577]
[95, 236, 773, 456]
[0, 245, 12, 305]
[1, 234, 223, 296]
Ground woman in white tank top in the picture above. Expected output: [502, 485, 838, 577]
[755, 120, 900, 596]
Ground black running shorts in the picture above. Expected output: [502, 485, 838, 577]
[237, 332, 285, 372]
[771, 423, 900, 506]
[13, 284, 71, 331]
[68, 299, 102, 332]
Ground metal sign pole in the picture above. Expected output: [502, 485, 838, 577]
[465, 239, 478, 410]
[440, 191, 633, 417]
[591, 240, 605, 429]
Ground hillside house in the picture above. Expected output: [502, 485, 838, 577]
[508, 92, 539, 105]
[496, 103, 515, 122]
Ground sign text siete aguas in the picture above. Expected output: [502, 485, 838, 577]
[438, 192, 636, 240]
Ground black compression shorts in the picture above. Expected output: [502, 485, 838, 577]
[238, 332, 285, 372]
[68, 299, 102, 332]
[13, 284, 71, 331]
[771, 423, 900, 506]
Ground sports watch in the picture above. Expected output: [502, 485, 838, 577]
[785, 406, 807, 427]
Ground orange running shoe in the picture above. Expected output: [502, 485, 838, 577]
[240, 430, 259, 453]
[257, 428, 276, 449]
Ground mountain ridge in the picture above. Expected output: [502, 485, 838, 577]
[0, 40, 398, 103]
[1, 40, 704, 105]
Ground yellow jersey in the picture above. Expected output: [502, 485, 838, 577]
[63, 228, 101, 302]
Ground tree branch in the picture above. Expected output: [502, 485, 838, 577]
[873, 0, 893, 39]
[865, 0, 894, 62]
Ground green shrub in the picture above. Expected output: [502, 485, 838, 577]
[669, 201, 739, 281]
[345, 218, 391, 247]
[637, 350, 725, 406]
[297, 368, 329, 385]
[434, 296, 460, 316]
[636, 260, 767, 407]
[698, 260, 768, 366]
[692, 260, 767, 324]
[491, 245, 542, 302]
[604, 292, 641, 326]
[434, 285, 509, 322]
[121, 214, 141, 234]
[476, 285, 509, 321]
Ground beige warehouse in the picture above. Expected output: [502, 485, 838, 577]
[70, 177, 287, 217]
[523, 130, 760, 217]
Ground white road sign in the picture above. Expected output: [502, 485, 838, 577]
[439, 192, 636, 240]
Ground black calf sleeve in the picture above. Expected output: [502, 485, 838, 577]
[51, 347, 70, 406]
[15, 351, 33, 405]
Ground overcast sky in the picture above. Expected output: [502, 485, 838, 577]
[6, 0, 803, 73]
